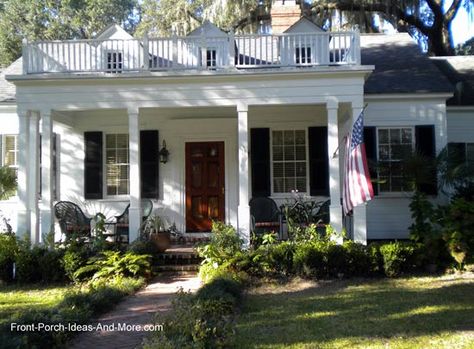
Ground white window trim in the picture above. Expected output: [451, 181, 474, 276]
[270, 128, 310, 197]
[103, 133, 130, 199]
[376, 126, 415, 195]
[105, 50, 124, 73]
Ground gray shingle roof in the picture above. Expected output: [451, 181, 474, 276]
[430, 55, 474, 105]
[0, 57, 22, 102]
[361, 33, 453, 94]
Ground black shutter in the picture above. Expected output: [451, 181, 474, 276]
[415, 125, 437, 195]
[308, 127, 329, 196]
[250, 128, 270, 197]
[84, 132, 103, 199]
[140, 130, 159, 199]
[364, 126, 378, 195]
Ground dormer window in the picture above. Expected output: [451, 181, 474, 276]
[106, 51, 123, 73]
[295, 46, 312, 65]
[206, 48, 217, 69]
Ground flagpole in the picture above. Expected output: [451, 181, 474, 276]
[332, 103, 369, 158]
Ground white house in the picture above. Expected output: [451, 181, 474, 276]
[1, 2, 464, 246]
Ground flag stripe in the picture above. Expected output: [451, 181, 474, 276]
[342, 111, 374, 215]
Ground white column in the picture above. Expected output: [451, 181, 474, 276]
[128, 108, 141, 242]
[351, 101, 368, 244]
[40, 110, 54, 240]
[326, 98, 343, 243]
[237, 103, 250, 247]
[28, 112, 40, 243]
[17, 110, 30, 238]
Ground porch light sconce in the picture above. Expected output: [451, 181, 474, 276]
[159, 140, 170, 163]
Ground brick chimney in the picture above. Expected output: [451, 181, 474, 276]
[271, 0, 303, 34]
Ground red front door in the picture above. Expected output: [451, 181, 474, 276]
[185, 142, 225, 232]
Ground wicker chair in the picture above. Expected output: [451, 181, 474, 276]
[250, 197, 283, 238]
[115, 199, 153, 243]
[54, 201, 92, 238]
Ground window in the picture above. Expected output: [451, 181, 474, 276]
[201, 48, 217, 68]
[106, 51, 123, 73]
[448, 142, 474, 165]
[2, 135, 18, 169]
[377, 127, 414, 192]
[106, 134, 129, 196]
[295, 47, 311, 64]
[272, 130, 307, 193]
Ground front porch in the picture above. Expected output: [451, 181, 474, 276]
[10, 65, 372, 245]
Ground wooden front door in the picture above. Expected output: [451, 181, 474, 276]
[185, 142, 225, 232]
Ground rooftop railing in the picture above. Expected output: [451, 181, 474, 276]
[22, 31, 361, 74]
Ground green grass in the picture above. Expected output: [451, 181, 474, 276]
[235, 273, 474, 349]
[0, 283, 72, 326]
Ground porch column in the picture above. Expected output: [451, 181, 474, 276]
[351, 101, 368, 244]
[237, 103, 250, 247]
[40, 109, 54, 240]
[128, 108, 141, 242]
[326, 98, 343, 243]
[28, 112, 40, 243]
[17, 110, 30, 238]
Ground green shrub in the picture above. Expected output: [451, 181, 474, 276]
[38, 248, 66, 283]
[197, 221, 242, 267]
[293, 241, 328, 278]
[326, 244, 347, 277]
[0, 233, 17, 282]
[127, 239, 159, 255]
[344, 241, 371, 277]
[145, 277, 243, 349]
[74, 251, 151, 283]
[379, 242, 417, 277]
[368, 243, 384, 274]
[15, 240, 44, 283]
[62, 248, 90, 282]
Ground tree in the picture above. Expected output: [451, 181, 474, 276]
[0, 0, 137, 67]
[135, 0, 271, 37]
[308, 0, 473, 56]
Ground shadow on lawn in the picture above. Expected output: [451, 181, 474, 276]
[235, 277, 474, 347]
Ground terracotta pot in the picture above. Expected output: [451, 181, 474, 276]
[150, 231, 171, 253]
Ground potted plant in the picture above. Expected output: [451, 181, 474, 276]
[141, 215, 171, 253]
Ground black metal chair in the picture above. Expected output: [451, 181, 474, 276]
[54, 201, 92, 239]
[115, 199, 153, 243]
[249, 197, 283, 238]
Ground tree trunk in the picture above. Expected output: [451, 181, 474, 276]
[427, 21, 455, 56]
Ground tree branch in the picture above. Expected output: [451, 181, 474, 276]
[310, 1, 432, 36]
[445, 0, 463, 22]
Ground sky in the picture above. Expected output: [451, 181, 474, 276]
[451, 5, 474, 46]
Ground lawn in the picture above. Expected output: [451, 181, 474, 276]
[235, 273, 474, 349]
[0, 283, 72, 327]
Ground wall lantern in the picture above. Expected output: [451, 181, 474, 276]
[159, 140, 170, 163]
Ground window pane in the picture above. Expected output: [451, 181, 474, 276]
[106, 134, 115, 148]
[379, 145, 390, 160]
[273, 178, 284, 193]
[401, 128, 412, 143]
[390, 129, 401, 144]
[273, 146, 283, 161]
[116, 134, 128, 148]
[273, 163, 283, 177]
[295, 130, 305, 145]
[284, 131, 294, 145]
[296, 162, 306, 177]
[466, 143, 474, 162]
[295, 146, 306, 160]
[285, 162, 295, 177]
[284, 146, 295, 160]
[116, 149, 128, 164]
[296, 178, 306, 192]
[272, 131, 283, 145]
[284, 178, 295, 192]
[378, 129, 388, 144]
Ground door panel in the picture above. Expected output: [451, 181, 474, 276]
[186, 142, 225, 232]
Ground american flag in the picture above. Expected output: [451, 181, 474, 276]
[342, 111, 374, 215]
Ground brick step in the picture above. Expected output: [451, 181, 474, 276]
[154, 264, 200, 273]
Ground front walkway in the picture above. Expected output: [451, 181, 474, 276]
[68, 273, 201, 349]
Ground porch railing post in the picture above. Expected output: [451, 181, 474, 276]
[237, 102, 251, 248]
[17, 110, 31, 238]
[28, 112, 40, 244]
[40, 109, 55, 241]
[128, 108, 141, 243]
[326, 98, 343, 244]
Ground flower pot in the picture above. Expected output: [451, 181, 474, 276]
[150, 231, 171, 253]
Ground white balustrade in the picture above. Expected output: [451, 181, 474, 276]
[23, 31, 360, 74]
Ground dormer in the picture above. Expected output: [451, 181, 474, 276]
[94, 24, 136, 73]
[281, 17, 327, 66]
[187, 21, 229, 69]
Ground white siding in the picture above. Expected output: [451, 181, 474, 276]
[364, 97, 448, 240]
[447, 107, 474, 143]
